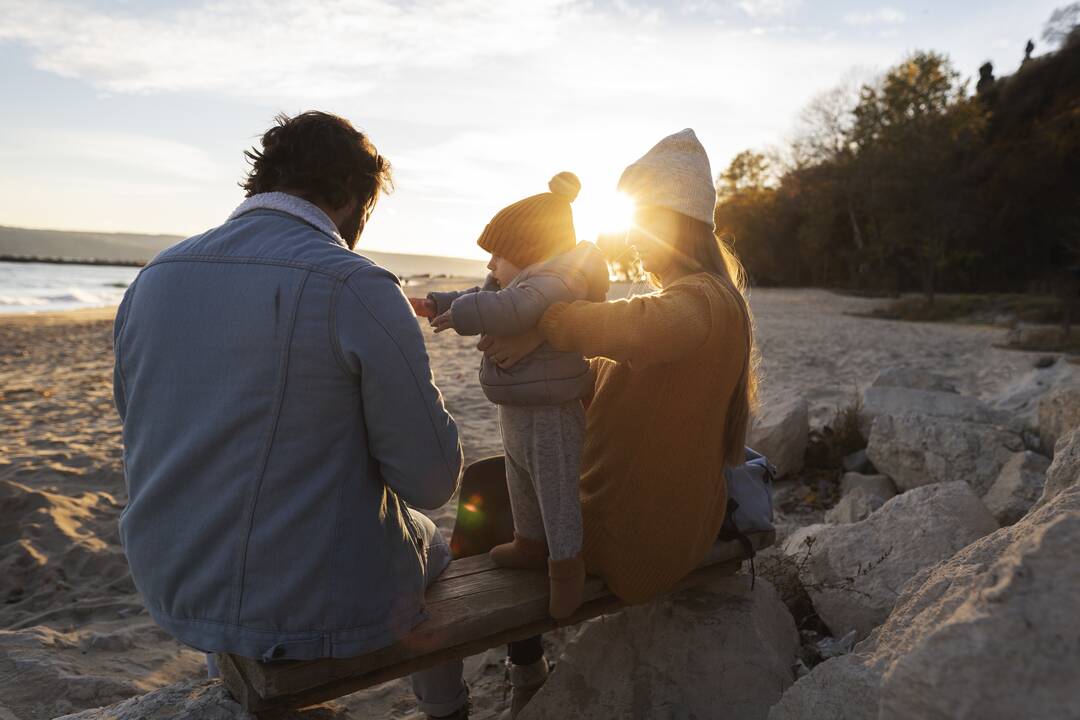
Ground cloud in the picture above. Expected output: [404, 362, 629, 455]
[843, 6, 907, 26]
[738, 0, 801, 19]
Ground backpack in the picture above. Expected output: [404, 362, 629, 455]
[718, 447, 777, 586]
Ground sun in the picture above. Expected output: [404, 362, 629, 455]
[573, 189, 635, 243]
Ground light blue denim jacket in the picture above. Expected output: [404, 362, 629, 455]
[112, 193, 463, 662]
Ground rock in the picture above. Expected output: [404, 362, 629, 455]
[839, 472, 896, 499]
[769, 482, 1080, 720]
[842, 449, 871, 473]
[1037, 385, 1080, 453]
[749, 396, 809, 478]
[768, 654, 882, 720]
[519, 576, 798, 720]
[825, 486, 888, 524]
[782, 482, 998, 640]
[1033, 427, 1080, 510]
[57, 679, 347, 719]
[866, 414, 1024, 495]
[859, 386, 1010, 437]
[982, 451, 1050, 525]
[870, 367, 958, 393]
[991, 359, 1078, 426]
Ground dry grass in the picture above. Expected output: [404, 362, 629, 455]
[857, 293, 1066, 325]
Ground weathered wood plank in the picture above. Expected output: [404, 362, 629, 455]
[217, 530, 773, 709]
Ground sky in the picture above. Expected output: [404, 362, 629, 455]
[0, 0, 1065, 260]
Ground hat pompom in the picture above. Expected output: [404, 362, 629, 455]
[548, 172, 581, 203]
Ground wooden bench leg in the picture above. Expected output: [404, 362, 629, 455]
[217, 652, 273, 712]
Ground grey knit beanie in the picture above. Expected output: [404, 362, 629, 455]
[617, 129, 716, 224]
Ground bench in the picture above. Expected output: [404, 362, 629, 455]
[216, 456, 773, 710]
[215, 529, 774, 711]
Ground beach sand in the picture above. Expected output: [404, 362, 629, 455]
[0, 287, 1044, 719]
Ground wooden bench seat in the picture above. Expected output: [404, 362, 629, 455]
[216, 529, 774, 711]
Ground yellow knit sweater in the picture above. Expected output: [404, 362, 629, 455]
[540, 272, 749, 604]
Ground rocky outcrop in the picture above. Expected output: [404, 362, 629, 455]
[839, 472, 896, 499]
[768, 483, 1080, 720]
[1037, 385, 1080, 455]
[782, 482, 998, 640]
[990, 358, 1078, 427]
[520, 576, 798, 720]
[859, 386, 1009, 437]
[749, 396, 809, 478]
[866, 414, 1023, 495]
[982, 451, 1050, 525]
[825, 486, 888, 525]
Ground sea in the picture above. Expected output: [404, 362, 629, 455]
[0, 254, 488, 314]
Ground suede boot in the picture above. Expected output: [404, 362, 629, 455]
[489, 533, 548, 570]
[547, 555, 585, 619]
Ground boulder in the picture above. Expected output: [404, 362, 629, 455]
[1037, 385, 1080, 454]
[825, 486, 888, 525]
[982, 451, 1050, 525]
[1034, 426, 1080, 510]
[859, 386, 1010, 437]
[870, 367, 958, 394]
[749, 396, 809, 478]
[56, 680, 346, 719]
[519, 576, 798, 720]
[866, 414, 1024, 495]
[782, 482, 998, 640]
[768, 482, 1080, 720]
[990, 358, 1078, 426]
[839, 473, 896, 499]
[842, 449, 871, 473]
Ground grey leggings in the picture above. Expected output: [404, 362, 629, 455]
[498, 401, 585, 561]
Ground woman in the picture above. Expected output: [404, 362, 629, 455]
[479, 128, 757, 716]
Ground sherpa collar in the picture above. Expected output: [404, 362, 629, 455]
[228, 192, 346, 247]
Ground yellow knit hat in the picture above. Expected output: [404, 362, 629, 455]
[477, 172, 580, 269]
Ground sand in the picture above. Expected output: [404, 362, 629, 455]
[0, 287, 1046, 719]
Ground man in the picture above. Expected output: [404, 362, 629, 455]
[112, 112, 469, 718]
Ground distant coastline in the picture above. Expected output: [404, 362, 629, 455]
[0, 254, 145, 268]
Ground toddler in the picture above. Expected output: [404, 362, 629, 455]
[410, 172, 609, 619]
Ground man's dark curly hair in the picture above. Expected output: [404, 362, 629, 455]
[241, 111, 392, 215]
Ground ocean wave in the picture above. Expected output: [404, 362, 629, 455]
[0, 287, 125, 309]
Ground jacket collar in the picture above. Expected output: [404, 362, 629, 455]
[228, 192, 347, 248]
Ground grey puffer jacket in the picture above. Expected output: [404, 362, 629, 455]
[428, 242, 610, 406]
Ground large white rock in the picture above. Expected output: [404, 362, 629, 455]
[749, 396, 809, 478]
[520, 576, 798, 720]
[859, 386, 1010, 437]
[982, 451, 1050, 525]
[1038, 385, 1080, 455]
[866, 414, 1024, 495]
[768, 482, 1080, 720]
[825, 486, 888, 525]
[990, 359, 1079, 426]
[1034, 426, 1080, 510]
[782, 482, 998, 640]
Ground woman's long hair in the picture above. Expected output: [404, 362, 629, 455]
[650, 210, 759, 468]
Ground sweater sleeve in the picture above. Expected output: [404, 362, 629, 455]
[540, 279, 714, 366]
[449, 268, 582, 337]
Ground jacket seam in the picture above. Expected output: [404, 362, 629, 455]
[113, 277, 140, 412]
[328, 277, 351, 375]
[343, 279, 458, 483]
[146, 254, 355, 280]
[232, 269, 311, 624]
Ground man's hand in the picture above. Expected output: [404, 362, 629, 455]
[431, 310, 455, 333]
[478, 328, 545, 369]
[408, 297, 436, 319]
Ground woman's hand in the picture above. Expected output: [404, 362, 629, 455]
[431, 310, 455, 333]
[478, 328, 545, 369]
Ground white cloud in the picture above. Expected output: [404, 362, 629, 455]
[843, 6, 907, 26]
[738, 0, 801, 19]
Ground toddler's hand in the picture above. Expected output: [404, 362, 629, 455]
[431, 310, 455, 333]
[409, 297, 436, 319]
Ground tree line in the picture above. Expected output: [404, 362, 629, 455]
[714, 5, 1080, 305]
